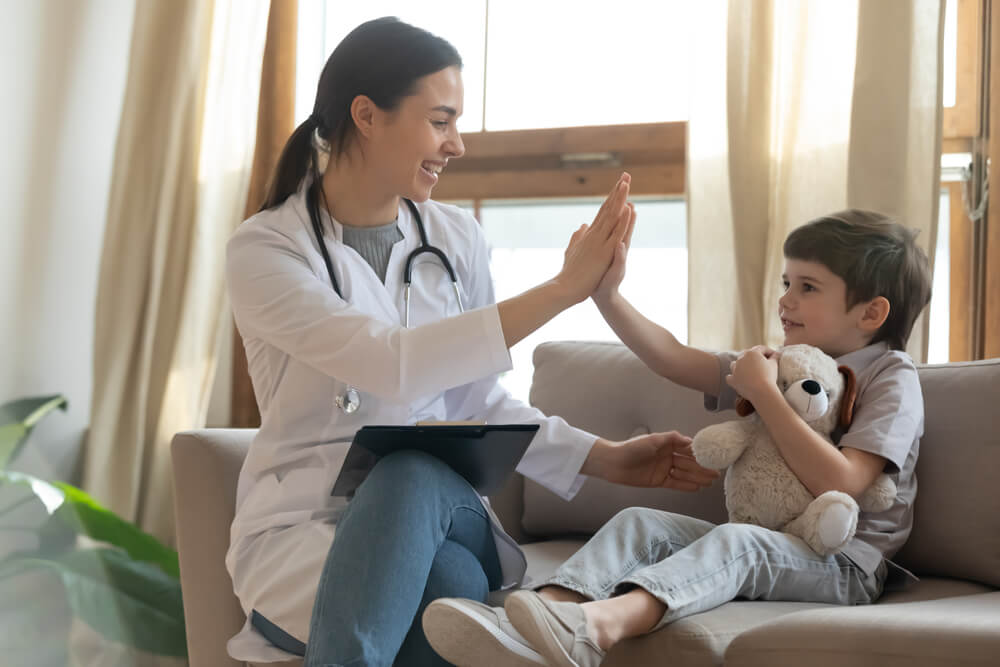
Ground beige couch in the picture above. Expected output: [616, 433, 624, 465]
[172, 341, 1000, 667]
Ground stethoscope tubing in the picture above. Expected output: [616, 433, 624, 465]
[309, 189, 465, 412]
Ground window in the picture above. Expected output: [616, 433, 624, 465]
[937, 0, 984, 361]
[295, 1, 690, 131]
[481, 197, 686, 398]
[294, 1, 967, 375]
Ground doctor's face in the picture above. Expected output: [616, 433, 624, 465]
[374, 66, 466, 202]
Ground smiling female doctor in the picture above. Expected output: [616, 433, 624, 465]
[224, 17, 717, 667]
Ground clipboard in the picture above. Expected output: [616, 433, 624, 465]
[330, 424, 540, 498]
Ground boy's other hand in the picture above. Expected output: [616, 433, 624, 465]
[582, 432, 720, 491]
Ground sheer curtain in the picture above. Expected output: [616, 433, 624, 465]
[84, 0, 270, 542]
[688, 0, 944, 360]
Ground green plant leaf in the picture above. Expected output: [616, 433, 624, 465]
[0, 471, 179, 577]
[50, 481, 180, 578]
[0, 547, 186, 657]
[0, 395, 68, 468]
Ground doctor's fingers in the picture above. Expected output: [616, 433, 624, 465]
[591, 175, 631, 237]
[568, 223, 588, 248]
[670, 455, 721, 486]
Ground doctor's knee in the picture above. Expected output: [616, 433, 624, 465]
[367, 449, 465, 495]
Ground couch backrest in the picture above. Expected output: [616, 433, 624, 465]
[522, 341, 730, 536]
[894, 359, 1000, 586]
[526, 342, 1000, 588]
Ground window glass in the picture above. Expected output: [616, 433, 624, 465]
[926, 187, 950, 363]
[484, 0, 690, 130]
[297, 1, 487, 132]
[942, 0, 957, 108]
[480, 198, 687, 400]
[296, 1, 688, 132]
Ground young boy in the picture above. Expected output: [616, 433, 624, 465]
[422, 209, 933, 667]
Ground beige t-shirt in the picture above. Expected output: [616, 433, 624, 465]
[705, 342, 922, 582]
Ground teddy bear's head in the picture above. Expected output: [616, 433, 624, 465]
[736, 344, 857, 435]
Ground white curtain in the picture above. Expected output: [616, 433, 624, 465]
[84, 0, 270, 543]
[688, 0, 944, 361]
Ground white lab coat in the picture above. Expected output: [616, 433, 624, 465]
[223, 186, 596, 662]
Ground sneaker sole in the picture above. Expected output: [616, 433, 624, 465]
[505, 593, 580, 667]
[422, 599, 547, 667]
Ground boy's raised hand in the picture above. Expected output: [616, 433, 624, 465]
[554, 173, 633, 304]
[593, 201, 636, 301]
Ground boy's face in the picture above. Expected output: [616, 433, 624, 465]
[779, 259, 874, 358]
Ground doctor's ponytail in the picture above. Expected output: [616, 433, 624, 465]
[260, 17, 462, 212]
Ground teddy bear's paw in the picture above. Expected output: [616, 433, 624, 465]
[858, 474, 897, 513]
[786, 491, 859, 555]
[690, 423, 749, 470]
[817, 500, 855, 550]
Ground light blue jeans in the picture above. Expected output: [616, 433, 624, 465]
[280, 449, 502, 667]
[542, 507, 885, 630]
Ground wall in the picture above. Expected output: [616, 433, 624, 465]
[0, 1, 136, 483]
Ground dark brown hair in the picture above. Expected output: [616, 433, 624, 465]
[260, 17, 462, 212]
[783, 209, 932, 350]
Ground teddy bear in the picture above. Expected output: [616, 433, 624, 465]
[690, 343, 896, 556]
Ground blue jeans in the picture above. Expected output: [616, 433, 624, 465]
[289, 449, 502, 667]
[543, 507, 885, 630]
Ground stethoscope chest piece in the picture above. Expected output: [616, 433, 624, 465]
[335, 386, 361, 414]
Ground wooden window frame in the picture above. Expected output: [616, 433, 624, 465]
[945, 0, 1000, 360]
[432, 121, 686, 204]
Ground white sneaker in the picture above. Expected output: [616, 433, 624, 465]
[422, 597, 547, 666]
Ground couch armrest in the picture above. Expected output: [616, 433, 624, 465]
[171, 429, 256, 667]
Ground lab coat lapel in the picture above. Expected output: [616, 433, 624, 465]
[321, 203, 414, 326]
[381, 200, 414, 319]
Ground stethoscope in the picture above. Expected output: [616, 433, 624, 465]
[308, 193, 465, 414]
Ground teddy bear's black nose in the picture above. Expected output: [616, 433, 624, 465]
[802, 380, 821, 395]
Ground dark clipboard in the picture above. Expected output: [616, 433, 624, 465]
[330, 424, 540, 498]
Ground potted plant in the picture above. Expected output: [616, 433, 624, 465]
[0, 395, 186, 660]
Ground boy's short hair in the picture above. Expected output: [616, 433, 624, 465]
[783, 209, 932, 351]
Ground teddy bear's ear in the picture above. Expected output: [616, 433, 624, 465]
[838, 365, 858, 429]
[736, 397, 756, 417]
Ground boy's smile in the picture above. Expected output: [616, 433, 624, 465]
[779, 259, 874, 358]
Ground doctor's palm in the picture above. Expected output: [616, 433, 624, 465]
[557, 175, 633, 303]
[606, 432, 719, 492]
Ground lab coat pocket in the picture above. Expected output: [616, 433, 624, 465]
[276, 467, 338, 513]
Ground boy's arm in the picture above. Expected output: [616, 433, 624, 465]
[727, 348, 888, 499]
[593, 290, 721, 397]
[587, 207, 720, 396]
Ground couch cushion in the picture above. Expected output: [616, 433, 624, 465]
[525, 342, 730, 537]
[497, 539, 829, 667]
[724, 589, 1000, 667]
[489, 539, 586, 606]
[894, 359, 1000, 587]
[604, 601, 826, 667]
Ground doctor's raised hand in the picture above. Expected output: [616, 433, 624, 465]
[223, 17, 692, 667]
[495, 172, 634, 348]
